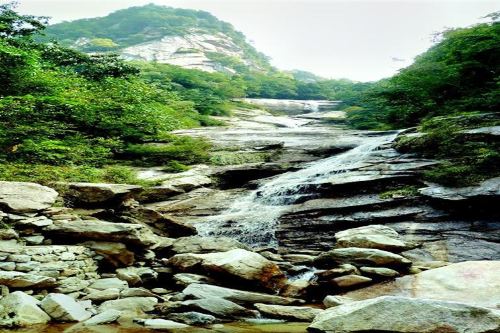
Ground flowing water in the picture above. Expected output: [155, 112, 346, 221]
[197, 131, 399, 247]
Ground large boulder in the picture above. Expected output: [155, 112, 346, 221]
[334, 225, 410, 252]
[41, 293, 92, 322]
[343, 261, 500, 308]
[139, 318, 189, 330]
[0, 271, 56, 288]
[0, 181, 58, 213]
[308, 296, 500, 333]
[182, 283, 301, 306]
[314, 247, 411, 268]
[168, 249, 286, 291]
[124, 207, 196, 238]
[44, 219, 160, 247]
[170, 236, 250, 254]
[254, 304, 322, 322]
[0, 291, 51, 327]
[63, 182, 142, 206]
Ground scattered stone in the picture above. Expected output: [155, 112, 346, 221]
[120, 288, 159, 298]
[0, 291, 51, 327]
[173, 273, 217, 287]
[182, 297, 256, 319]
[323, 295, 354, 308]
[116, 267, 157, 286]
[0, 181, 58, 213]
[360, 266, 400, 278]
[83, 309, 121, 326]
[99, 297, 158, 313]
[63, 182, 142, 205]
[81, 241, 135, 267]
[167, 311, 217, 325]
[55, 277, 90, 293]
[140, 318, 189, 330]
[254, 303, 322, 322]
[41, 293, 92, 322]
[0, 271, 56, 288]
[332, 274, 372, 288]
[308, 296, 500, 333]
[83, 288, 120, 302]
[89, 278, 128, 291]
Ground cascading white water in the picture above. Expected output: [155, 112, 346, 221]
[197, 132, 399, 247]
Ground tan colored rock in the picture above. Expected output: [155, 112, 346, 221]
[332, 274, 372, 288]
[0, 291, 51, 327]
[309, 296, 500, 333]
[335, 225, 410, 252]
[0, 271, 56, 288]
[64, 182, 142, 205]
[81, 241, 135, 267]
[254, 303, 322, 322]
[343, 261, 500, 308]
[168, 249, 286, 291]
[314, 247, 411, 268]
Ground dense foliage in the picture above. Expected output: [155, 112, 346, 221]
[344, 17, 500, 185]
[0, 3, 214, 184]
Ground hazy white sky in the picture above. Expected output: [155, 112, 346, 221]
[12, 0, 499, 81]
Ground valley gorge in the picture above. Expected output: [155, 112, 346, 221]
[0, 103, 498, 333]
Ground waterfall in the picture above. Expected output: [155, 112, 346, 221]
[196, 132, 399, 247]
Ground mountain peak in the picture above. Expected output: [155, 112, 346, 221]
[44, 4, 271, 73]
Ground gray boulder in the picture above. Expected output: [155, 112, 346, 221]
[167, 311, 217, 325]
[0, 181, 58, 213]
[83, 309, 121, 326]
[182, 283, 302, 306]
[254, 303, 322, 322]
[308, 296, 500, 333]
[98, 297, 157, 313]
[41, 293, 92, 322]
[314, 247, 411, 268]
[334, 225, 410, 252]
[63, 182, 142, 205]
[182, 297, 256, 319]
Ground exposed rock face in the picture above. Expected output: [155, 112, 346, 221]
[308, 296, 500, 333]
[182, 283, 301, 306]
[0, 181, 58, 213]
[120, 30, 260, 74]
[254, 303, 322, 322]
[40, 293, 92, 322]
[314, 247, 411, 268]
[168, 249, 286, 291]
[419, 177, 500, 207]
[0, 291, 51, 327]
[81, 241, 135, 267]
[343, 261, 500, 308]
[166, 311, 216, 325]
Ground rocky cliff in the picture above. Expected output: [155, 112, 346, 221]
[44, 4, 271, 74]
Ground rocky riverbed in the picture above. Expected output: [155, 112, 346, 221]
[0, 104, 499, 332]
